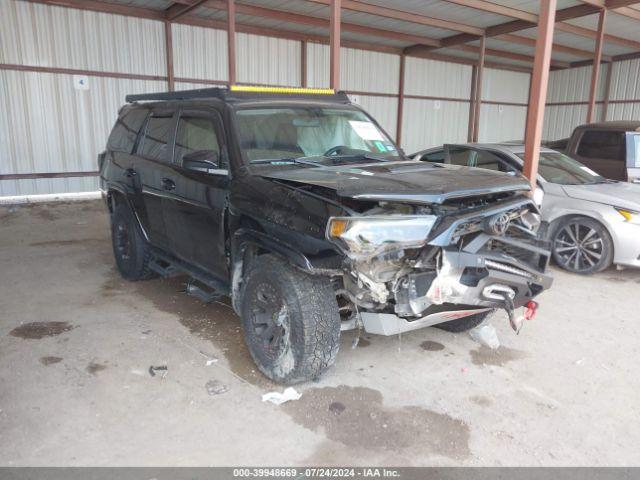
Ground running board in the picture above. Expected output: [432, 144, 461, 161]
[149, 248, 230, 296]
[360, 308, 493, 336]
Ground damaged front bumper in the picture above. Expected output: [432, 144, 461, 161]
[331, 200, 554, 336]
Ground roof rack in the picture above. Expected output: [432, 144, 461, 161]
[125, 87, 226, 103]
[125, 86, 351, 104]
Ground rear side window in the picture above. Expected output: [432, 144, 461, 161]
[107, 109, 148, 153]
[139, 114, 175, 162]
[422, 150, 445, 163]
[174, 117, 223, 167]
[448, 148, 510, 172]
[577, 130, 626, 161]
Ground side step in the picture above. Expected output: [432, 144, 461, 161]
[185, 279, 222, 303]
[149, 258, 180, 278]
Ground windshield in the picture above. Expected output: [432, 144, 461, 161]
[234, 107, 401, 165]
[516, 151, 606, 185]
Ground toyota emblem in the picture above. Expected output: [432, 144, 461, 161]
[485, 213, 511, 236]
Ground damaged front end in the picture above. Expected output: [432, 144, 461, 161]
[327, 196, 553, 335]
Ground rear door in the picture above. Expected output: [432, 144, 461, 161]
[572, 129, 627, 181]
[162, 108, 229, 279]
[134, 108, 177, 251]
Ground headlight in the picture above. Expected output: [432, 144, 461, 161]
[326, 215, 437, 259]
[616, 207, 640, 225]
[533, 187, 545, 207]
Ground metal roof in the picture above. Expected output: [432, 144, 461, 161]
[63, 0, 640, 71]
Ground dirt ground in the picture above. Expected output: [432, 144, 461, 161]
[1, 201, 639, 466]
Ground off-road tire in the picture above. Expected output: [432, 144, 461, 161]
[111, 204, 156, 281]
[551, 216, 613, 275]
[435, 311, 491, 333]
[240, 255, 340, 384]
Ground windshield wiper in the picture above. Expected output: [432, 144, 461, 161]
[327, 153, 392, 162]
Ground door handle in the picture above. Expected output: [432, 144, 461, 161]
[161, 178, 176, 191]
[125, 168, 137, 178]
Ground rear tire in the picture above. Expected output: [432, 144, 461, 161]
[551, 217, 613, 275]
[435, 311, 491, 333]
[240, 255, 340, 384]
[111, 204, 156, 281]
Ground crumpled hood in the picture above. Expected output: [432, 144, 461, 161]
[260, 160, 530, 204]
[562, 182, 640, 211]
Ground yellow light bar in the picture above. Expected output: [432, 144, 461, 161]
[230, 85, 335, 95]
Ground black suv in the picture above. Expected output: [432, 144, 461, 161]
[99, 86, 553, 384]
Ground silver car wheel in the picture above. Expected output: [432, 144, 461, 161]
[554, 222, 604, 272]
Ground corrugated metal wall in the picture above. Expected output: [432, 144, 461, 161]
[305, 43, 400, 139]
[0, 0, 167, 196]
[606, 58, 640, 121]
[401, 57, 473, 154]
[172, 23, 228, 82]
[542, 59, 640, 139]
[477, 68, 530, 143]
[0, 0, 556, 199]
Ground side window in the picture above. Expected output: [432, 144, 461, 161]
[449, 148, 473, 166]
[449, 148, 509, 172]
[107, 109, 148, 153]
[139, 114, 175, 162]
[423, 150, 445, 163]
[174, 116, 224, 168]
[577, 130, 626, 161]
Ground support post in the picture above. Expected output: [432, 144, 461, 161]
[301, 40, 307, 87]
[467, 65, 477, 142]
[587, 9, 606, 123]
[396, 54, 405, 146]
[164, 20, 174, 91]
[601, 61, 613, 122]
[227, 0, 236, 85]
[330, 0, 341, 90]
[472, 36, 485, 143]
[523, 0, 557, 189]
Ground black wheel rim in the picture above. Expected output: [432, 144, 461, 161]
[249, 283, 288, 357]
[554, 222, 603, 271]
[115, 222, 131, 262]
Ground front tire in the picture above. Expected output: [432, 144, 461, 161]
[552, 217, 613, 274]
[240, 255, 340, 384]
[111, 204, 156, 281]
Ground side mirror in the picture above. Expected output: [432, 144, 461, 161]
[183, 150, 219, 172]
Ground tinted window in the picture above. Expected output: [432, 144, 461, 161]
[577, 130, 626, 161]
[422, 150, 445, 163]
[174, 117, 222, 167]
[516, 152, 604, 185]
[107, 109, 147, 153]
[140, 114, 174, 161]
[449, 148, 506, 171]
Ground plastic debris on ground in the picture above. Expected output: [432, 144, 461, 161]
[469, 323, 500, 349]
[261, 387, 302, 405]
[148, 365, 168, 378]
[205, 379, 229, 396]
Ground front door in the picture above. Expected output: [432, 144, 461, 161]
[163, 109, 229, 280]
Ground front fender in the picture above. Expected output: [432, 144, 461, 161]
[232, 228, 315, 271]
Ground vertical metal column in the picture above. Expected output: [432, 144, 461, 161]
[330, 0, 341, 90]
[472, 36, 486, 143]
[523, 0, 557, 189]
[396, 54, 406, 146]
[587, 9, 606, 123]
[227, 0, 237, 85]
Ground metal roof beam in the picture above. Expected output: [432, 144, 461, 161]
[166, 0, 209, 21]
[202, 0, 441, 47]
[497, 33, 613, 61]
[305, 0, 484, 35]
